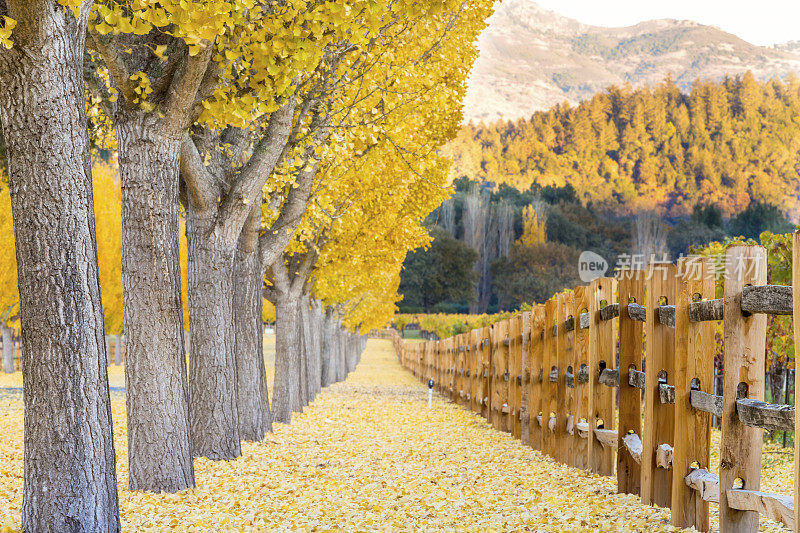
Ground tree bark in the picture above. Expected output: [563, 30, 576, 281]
[2, 324, 13, 373]
[272, 288, 302, 423]
[298, 307, 309, 409]
[0, 2, 120, 528]
[308, 300, 323, 397]
[338, 324, 347, 380]
[320, 309, 334, 387]
[116, 111, 194, 490]
[185, 198, 241, 459]
[234, 202, 272, 440]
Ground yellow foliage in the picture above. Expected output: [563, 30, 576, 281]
[93, 160, 124, 333]
[518, 204, 547, 247]
[262, 299, 275, 323]
[0, 177, 18, 327]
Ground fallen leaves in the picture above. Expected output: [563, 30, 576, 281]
[0, 340, 793, 531]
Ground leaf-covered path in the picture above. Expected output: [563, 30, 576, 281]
[0, 339, 685, 531]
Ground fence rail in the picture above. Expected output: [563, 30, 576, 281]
[393, 240, 800, 533]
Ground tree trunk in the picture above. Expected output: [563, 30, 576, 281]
[116, 111, 194, 490]
[272, 290, 301, 423]
[234, 202, 272, 440]
[338, 325, 347, 380]
[298, 309, 309, 409]
[320, 309, 333, 387]
[185, 201, 240, 459]
[299, 297, 316, 404]
[309, 300, 323, 397]
[0, 3, 120, 528]
[2, 324, 13, 373]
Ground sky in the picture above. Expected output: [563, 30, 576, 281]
[532, 0, 800, 46]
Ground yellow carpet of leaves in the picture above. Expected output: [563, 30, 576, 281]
[0, 339, 793, 531]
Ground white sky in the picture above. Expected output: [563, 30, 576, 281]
[532, 0, 800, 46]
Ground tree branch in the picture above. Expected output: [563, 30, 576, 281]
[218, 96, 297, 247]
[89, 32, 138, 103]
[180, 133, 218, 211]
[258, 160, 318, 268]
[162, 43, 214, 132]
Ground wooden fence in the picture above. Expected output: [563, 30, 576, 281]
[394, 242, 800, 532]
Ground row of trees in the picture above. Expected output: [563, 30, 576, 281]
[444, 72, 800, 220]
[0, 0, 494, 529]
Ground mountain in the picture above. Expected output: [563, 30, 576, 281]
[464, 0, 800, 123]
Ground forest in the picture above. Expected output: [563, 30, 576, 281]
[443, 73, 800, 219]
[400, 183, 793, 314]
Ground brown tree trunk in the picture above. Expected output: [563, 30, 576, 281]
[308, 300, 323, 397]
[272, 287, 302, 423]
[320, 309, 334, 387]
[298, 308, 309, 409]
[185, 201, 240, 459]
[2, 324, 13, 373]
[234, 203, 272, 440]
[0, 2, 119, 528]
[116, 111, 194, 490]
[338, 324, 347, 380]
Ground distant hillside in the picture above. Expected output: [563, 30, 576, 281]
[447, 75, 800, 221]
[464, 0, 800, 122]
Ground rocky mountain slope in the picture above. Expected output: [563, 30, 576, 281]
[465, 0, 800, 122]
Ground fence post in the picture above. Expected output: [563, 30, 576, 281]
[521, 311, 531, 446]
[671, 257, 714, 531]
[480, 325, 492, 420]
[491, 320, 510, 432]
[456, 334, 465, 406]
[588, 277, 617, 476]
[573, 286, 590, 470]
[720, 245, 767, 532]
[617, 269, 644, 495]
[557, 292, 575, 466]
[510, 315, 523, 439]
[793, 230, 800, 533]
[469, 329, 479, 414]
[542, 298, 558, 458]
[641, 262, 676, 508]
[528, 306, 545, 451]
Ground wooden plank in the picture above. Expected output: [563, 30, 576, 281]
[727, 489, 794, 530]
[641, 262, 675, 508]
[720, 245, 767, 533]
[685, 468, 720, 504]
[736, 398, 794, 432]
[671, 256, 714, 531]
[542, 298, 558, 459]
[588, 277, 616, 475]
[520, 311, 531, 445]
[794, 229, 800, 533]
[685, 469, 795, 530]
[557, 292, 576, 466]
[617, 269, 644, 495]
[690, 390, 723, 417]
[573, 286, 591, 470]
[741, 284, 792, 315]
[528, 306, 545, 451]
[509, 315, 523, 439]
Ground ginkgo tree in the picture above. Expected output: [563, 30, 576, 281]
[0, 1, 120, 530]
[263, 0, 493, 422]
